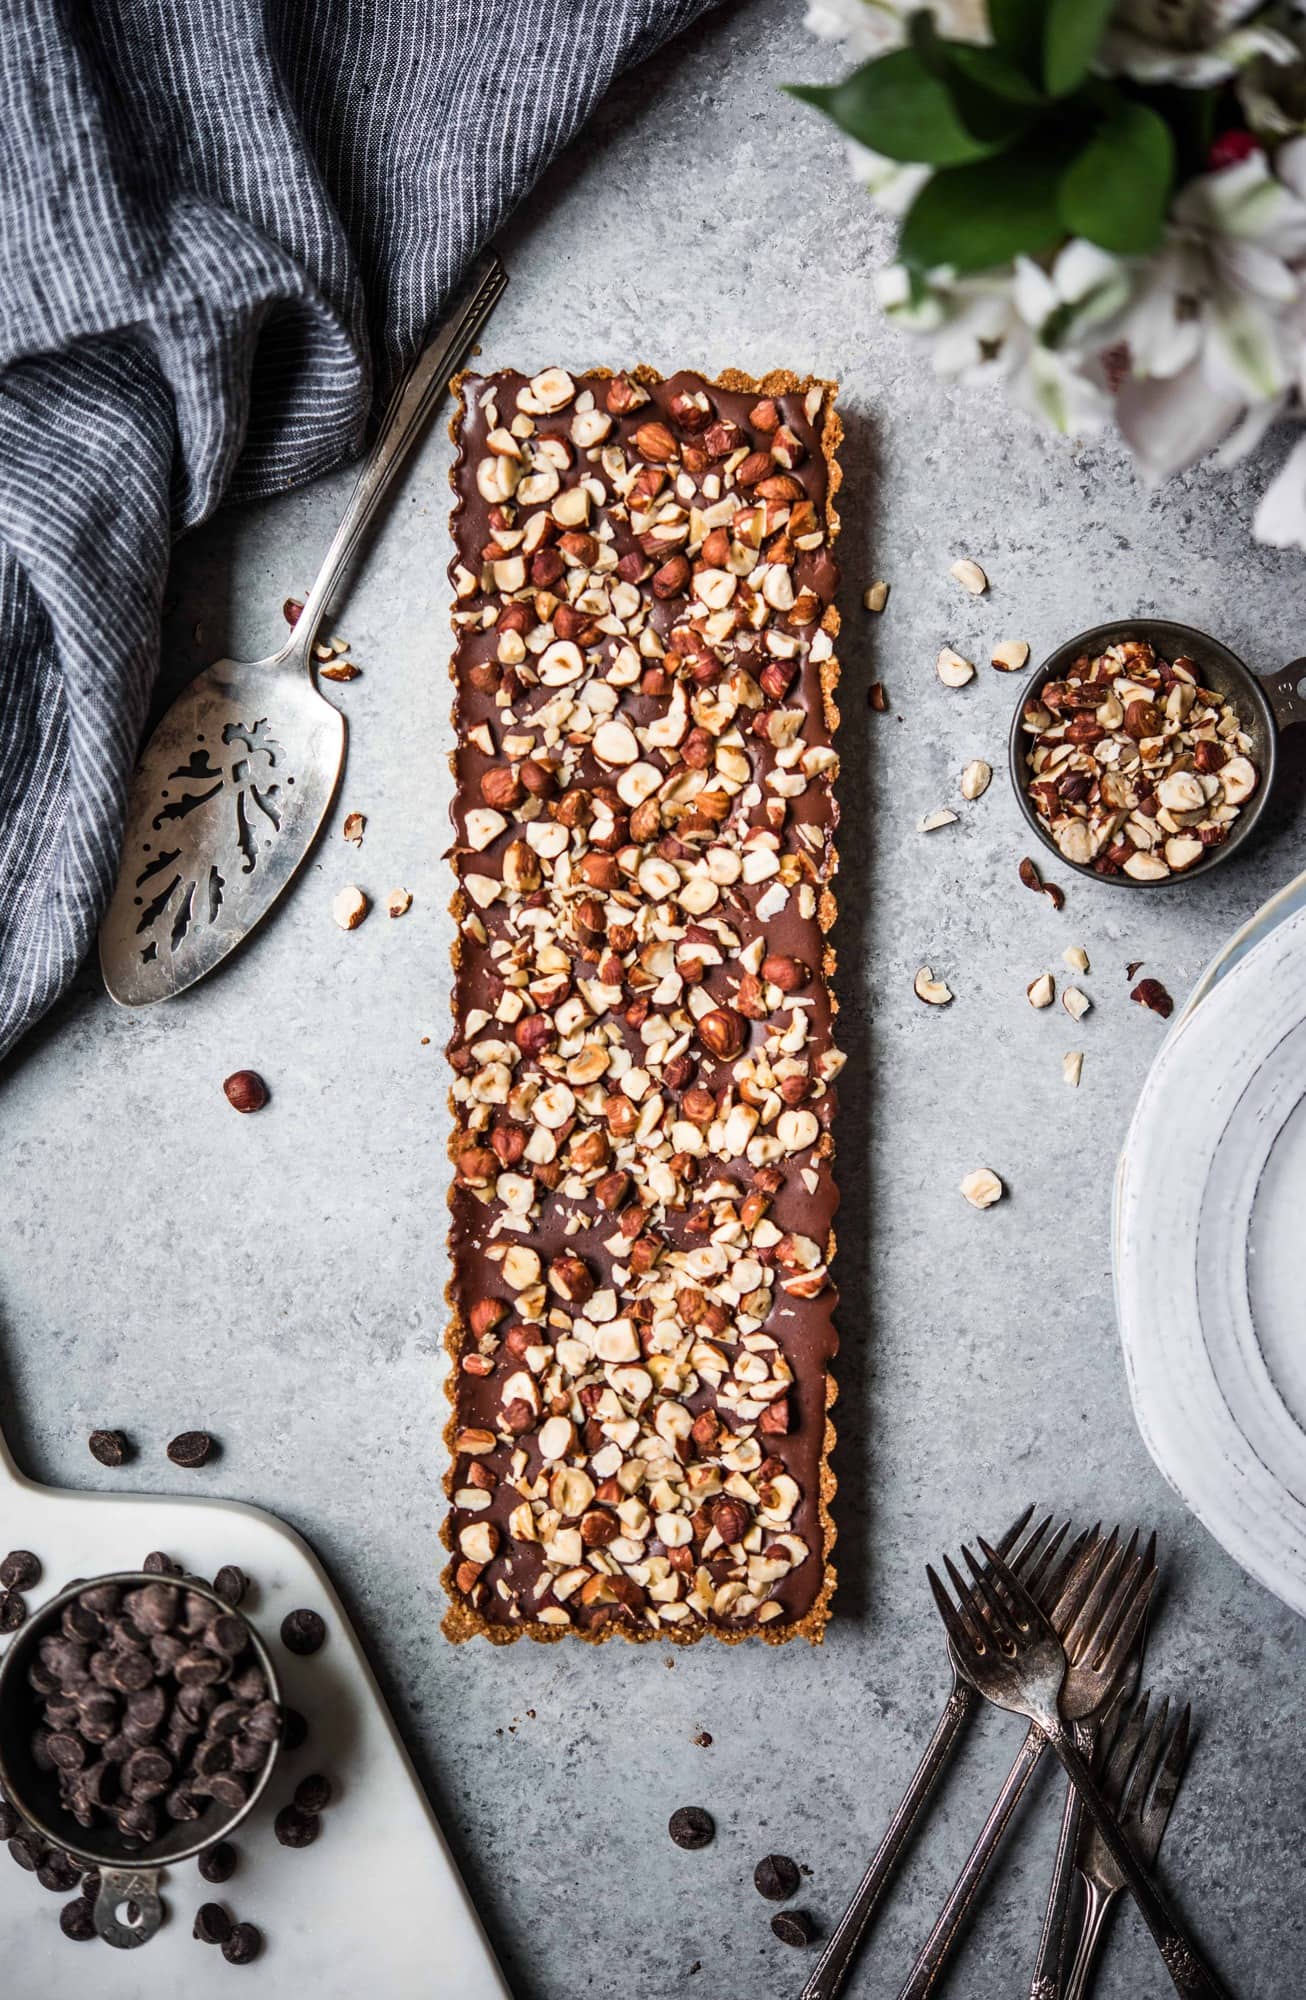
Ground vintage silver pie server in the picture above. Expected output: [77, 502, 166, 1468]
[100, 250, 507, 1006]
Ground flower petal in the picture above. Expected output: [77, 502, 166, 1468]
[1114, 363, 1242, 481]
[1253, 433, 1306, 548]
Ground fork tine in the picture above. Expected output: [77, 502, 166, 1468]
[994, 1503, 1037, 1561]
[1143, 1702, 1191, 1833]
[942, 1555, 989, 1652]
[1079, 1529, 1145, 1664]
[1093, 1565, 1157, 1692]
[1020, 1518, 1070, 1600]
[1053, 1526, 1116, 1634]
[1062, 1529, 1130, 1657]
[961, 1542, 1024, 1645]
[1101, 1689, 1151, 1792]
[1121, 1694, 1171, 1824]
[1042, 1523, 1098, 1616]
[927, 1563, 975, 1659]
[974, 1539, 1042, 1634]
[1009, 1513, 1055, 1579]
[1088, 1532, 1157, 1668]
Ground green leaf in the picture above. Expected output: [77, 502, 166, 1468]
[785, 47, 1009, 165]
[1044, 0, 1117, 97]
[946, 43, 1046, 110]
[1060, 101, 1175, 254]
[988, 0, 1045, 79]
[899, 145, 1066, 272]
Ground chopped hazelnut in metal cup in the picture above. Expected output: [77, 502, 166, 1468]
[1016, 632, 1262, 883]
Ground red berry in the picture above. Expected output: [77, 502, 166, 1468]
[1208, 130, 1260, 172]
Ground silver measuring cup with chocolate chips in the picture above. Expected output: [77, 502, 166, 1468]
[0, 1571, 281, 1947]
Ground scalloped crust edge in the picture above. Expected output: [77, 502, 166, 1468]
[439, 366, 843, 1647]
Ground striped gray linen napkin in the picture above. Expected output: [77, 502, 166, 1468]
[0, 0, 713, 1060]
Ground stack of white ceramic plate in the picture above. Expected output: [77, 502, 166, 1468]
[1115, 869, 1306, 1616]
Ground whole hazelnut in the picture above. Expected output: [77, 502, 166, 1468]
[696, 1007, 747, 1062]
[652, 555, 691, 600]
[762, 953, 810, 993]
[223, 1069, 267, 1113]
[481, 765, 523, 810]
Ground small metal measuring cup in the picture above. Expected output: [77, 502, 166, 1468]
[0, 1572, 281, 1948]
[1009, 617, 1306, 885]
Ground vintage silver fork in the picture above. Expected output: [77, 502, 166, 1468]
[1063, 1692, 1193, 2000]
[894, 1530, 1155, 2000]
[800, 1507, 1075, 2000]
[929, 1539, 1230, 2000]
[1026, 1604, 1150, 2000]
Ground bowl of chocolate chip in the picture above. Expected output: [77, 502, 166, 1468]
[0, 1571, 281, 1948]
[1010, 619, 1306, 885]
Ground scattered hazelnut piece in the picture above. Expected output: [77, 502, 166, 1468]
[936, 648, 975, 689]
[918, 808, 957, 832]
[950, 558, 988, 595]
[991, 640, 1029, 673]
[1027, 973, 1055, 1010]
[223, 1070, 267, 1113]
[863, 582, 889, 613]
[1062, 987, 1091, 1022]
[960, 1169, 1004, 1209]
[332, 885, 369, 930]
[386, 888, 412, 918]
[868, 682, 890, 713]
[914, 967, 953, 1006]
[1063, 1051, 1084, 1088]
[960, 759, 991, 801]
[343, 812, 366, 846]
[319, 659, 361, 682]
[1063, 945, 1090, 974]
[1131, 977, 1174, 1019]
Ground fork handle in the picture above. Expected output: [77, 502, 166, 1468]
[281, 251, 508, 665]
[894, 1722, 1047, 2000]
[1044, 1727, 1233, 2000]
[799, 1680, 978, 2000]
[1063, 1876, 1118, 2000]
[1027, 1721, 1093, 2000]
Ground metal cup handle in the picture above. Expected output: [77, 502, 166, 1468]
[93, 1866, 164, 1948]
[1260, 660, 1306, 730]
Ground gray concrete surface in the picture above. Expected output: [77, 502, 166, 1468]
[3, 3, 1306, 1994]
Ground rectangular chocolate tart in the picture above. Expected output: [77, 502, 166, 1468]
[442, 366, 843, 1643]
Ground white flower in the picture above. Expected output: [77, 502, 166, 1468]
[1100, 0, 1299, 86]
[1110, 150, 1306, 476]
[844, 139, 931, 215]
[803, 0, 987, 56]
[1253, 430, 1306, 544]
[875, 242, 1125, 434]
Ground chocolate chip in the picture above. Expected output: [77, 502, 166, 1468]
[198, 1840, 237, 1883]
[222, 1921, 262, 1964]
[143, 1551, 181, 1575]
[771, 1910, 814, 1947]
[274, 1804, 320, 1848]
[754, 1854, 801, 1902]
[8, 1833, 42, 1871]
[668, 1806, 714, 1851]
[124, 1583, 179, 1634]
[193, 1901, 232, 1944]
[208, 1613, 250, 1656]
[280, 1608, 326, 1656]
[280, 1706, 308, 1752]
[37, 1849, 81, 1894]
[0, 1590, 26, 1633]
[293, 1773, 332, 1814]
[88, 1430, 130, 1467]
[59, 1896, 96, 1941]
[79, 1582, 121, 1616]
[213, 1566, 247, 1607]
[80, 1870, 100, 1897]
[0, 1550, 40, 1590]
[167, 1430, 215, 1468]
[0, 1805, 19, 1842]
[203, 1772, 249, 1812]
